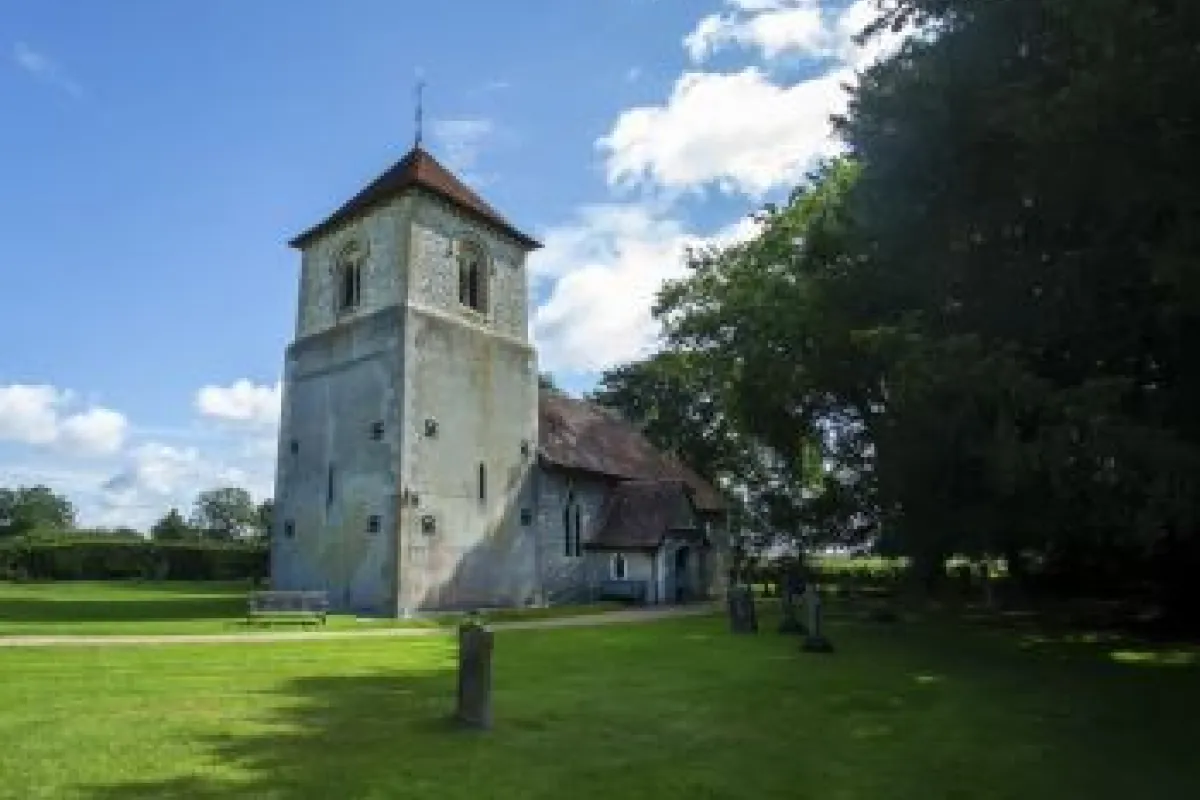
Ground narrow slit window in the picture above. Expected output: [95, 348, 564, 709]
[563, 504, 571, 556]
[367, 515, 381, 533]
[326, 464, 335, 508]
[477, 462, 487, 502]
[574, 505, 582, 556]
[370, 421, 384, 441]
[283, 521, 295, 539]
[612, 554, 626, 580]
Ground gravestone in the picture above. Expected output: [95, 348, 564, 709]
[801, 583, 834, 653]
[454, 618, 494, 730]
[727, 585, 759, 634]
[778, 571, 807, 635]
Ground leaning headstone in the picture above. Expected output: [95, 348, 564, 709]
[454, 618, 494, 730]
[778, 571, 807, 635]
[727, 585, 759, 634]
[801, 583, 834, 653]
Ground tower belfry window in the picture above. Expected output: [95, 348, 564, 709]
[457, 239, 488, 313]
[335, 243, 364, 313]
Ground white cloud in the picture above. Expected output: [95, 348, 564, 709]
[430, 118, 495, 176]
[684, 0, 827, 62]
[0, 384, 128, 456]
[530, 205, 760, 373]
[195, 380, 281, 428]
[12, 41, 82, 97]
[98, 441, 272, 529]
[599, 66, 851, 197]
[59, 408, 129, 457]
[595, 1, 909, 198]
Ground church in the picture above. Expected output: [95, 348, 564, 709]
[269, 141, 729, 616]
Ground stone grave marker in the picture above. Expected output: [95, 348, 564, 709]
[727, 585, 759, 634]
[454, 617, 494, 729]
[778, 570, 808, 635]
[801, 583, 834, 653]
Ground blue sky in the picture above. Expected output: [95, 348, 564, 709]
[0, 0, 896, 527]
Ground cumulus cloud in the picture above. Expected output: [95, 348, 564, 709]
[599, 66, 851, 197]
[684, 0, 827, 62]
[0, 384, 128, 456]
[530, 206, 760, 373]
[529, 1, 911, 374]
[99, 441, 272, 529]
[597, 0, 906, 198]
[195, 379, 281, 428]
[11, 41, 82, 97]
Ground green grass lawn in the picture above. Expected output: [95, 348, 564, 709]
[0, 581, 621, 636]
[1, 605, 1198, 799]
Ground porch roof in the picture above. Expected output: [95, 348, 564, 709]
[585, 479, 707, 552]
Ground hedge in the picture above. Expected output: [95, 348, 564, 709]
[0, 535, 268, 582]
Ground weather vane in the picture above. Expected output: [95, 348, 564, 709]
[414, 70, 426, 148]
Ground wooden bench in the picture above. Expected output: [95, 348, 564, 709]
[247, 590, 329, 626]
[599, 580, 649, 604]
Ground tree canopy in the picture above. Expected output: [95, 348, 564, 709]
[601, 0, 1200, 617]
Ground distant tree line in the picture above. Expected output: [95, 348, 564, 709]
[0, 484, 273, 542]
[0, 484, 271, 582]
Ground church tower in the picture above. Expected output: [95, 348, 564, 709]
[270, 145, 542, 616]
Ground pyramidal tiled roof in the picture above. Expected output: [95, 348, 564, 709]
[289, 145, 540, 250]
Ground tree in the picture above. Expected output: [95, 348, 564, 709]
[254, 499, 274, 540]
[190, 487, 258, 540]
[537, 372, 561, 392]
[0, 485, 76, 537]
[150, 508, 193, 541]
[837, 0, 1200, 606]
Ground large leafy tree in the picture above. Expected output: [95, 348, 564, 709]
[190, 487, 259, 540]
[150, 508, 193, 541]
[0, 485, 76, 537]
[836, 0, 1200, 600]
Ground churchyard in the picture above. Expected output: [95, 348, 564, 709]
[1, 580, 1198, 800]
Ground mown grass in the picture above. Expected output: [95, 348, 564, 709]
[0, 581, 620, 636]
[0, 604, 1197, 799]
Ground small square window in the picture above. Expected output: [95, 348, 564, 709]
[367, 515, 381, 533]
[370, 421, 384, 441]
[520, 439, 531, 457]
[289, 439, 299, 455]
[420, 514, 437, 535]
[283, 521, 295, 539]
[424, 418, 439, 438]
[520, 508, 533, 526]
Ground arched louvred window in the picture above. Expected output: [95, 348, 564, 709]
[457, 239, 488, 312]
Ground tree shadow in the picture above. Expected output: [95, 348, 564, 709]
[61, 614, 1200, 800]
[0, 596, 243, 625]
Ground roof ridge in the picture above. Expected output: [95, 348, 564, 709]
[289, 145, 540, 250]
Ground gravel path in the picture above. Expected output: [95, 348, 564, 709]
[0, 604, 716, 649]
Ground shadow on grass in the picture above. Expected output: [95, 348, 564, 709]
[0, 596, 244, 624]
[82, 671, 475, 800]
[67, 613, 1200, 800]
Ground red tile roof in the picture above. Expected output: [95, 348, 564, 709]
[289, 146, 541, 250]
[537, 391, 726, 512]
